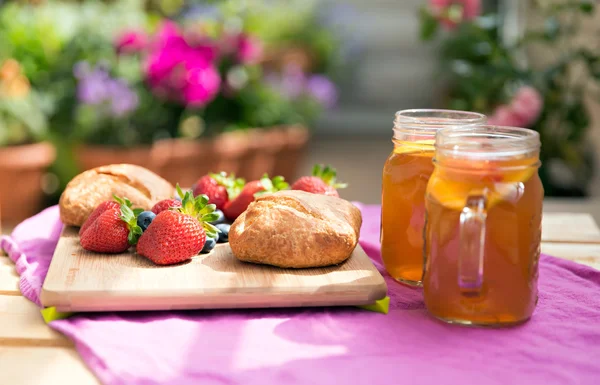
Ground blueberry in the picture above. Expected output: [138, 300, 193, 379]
[201, 236, 217, 253]
[137, 211, 156, 232]
[215, 223, 230, 243]
[210, 209, 226, 225]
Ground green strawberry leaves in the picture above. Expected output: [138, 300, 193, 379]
[255, 174, 290, 198]
[312, 164, 348, 189]
[113, 195, 143, 245]
[210, 171, 246, 200]
[176, 184, 221, 239]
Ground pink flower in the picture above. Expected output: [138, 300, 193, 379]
[429, 0, 481, 30]
[487, 86, 543, 127]
[236, 34, 263, 64]
[144, 22, 220, 107]
[115, 30, 148, 54]
[487, 105, 525, 127]
[510, 86, 543, 125]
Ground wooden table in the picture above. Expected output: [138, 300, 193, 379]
[1, 212, 600, 385]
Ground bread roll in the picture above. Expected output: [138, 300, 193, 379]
[229, 190, 362, 268]
[59, 164, 174, 227]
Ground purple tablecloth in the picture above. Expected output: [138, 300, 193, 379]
[2, 204, 600, 385]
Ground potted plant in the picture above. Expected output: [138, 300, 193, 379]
[418, 0, 600, 196]
[0, 0, 352, 197]
[0, 58, 55, 222]
[68, 3, 342, 186]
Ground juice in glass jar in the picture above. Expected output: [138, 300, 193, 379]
[424, 126, 543, 326]
[381, 110, 486, 286]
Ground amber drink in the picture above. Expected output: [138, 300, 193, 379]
[424, 126, 543, 326]
[381, 110, 486, 286]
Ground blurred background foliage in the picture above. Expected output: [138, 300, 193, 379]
[0, 0, 360, 204]
[419, 0, 600, 196]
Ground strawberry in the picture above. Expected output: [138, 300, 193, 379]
[80, 196, 143, 253]
[137, 185, 220, 265]
[223, 174, 289, 220]
[151, 198, 182, 215]
[291, 164, 347, 197]
[79, 200, 120, 236]
[192, 172, 245, 210]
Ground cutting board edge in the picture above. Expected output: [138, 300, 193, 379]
[41, 283, 388, 313]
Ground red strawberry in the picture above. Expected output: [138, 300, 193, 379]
[192, 172, 245, 210]
[80, 196, 143, 253]
[223, 174, 289, 220]
[151, 198, 182, 215]
[137, 185, 220, 265]
[79, 200, 120, 236]
[291, 164, 347, 197]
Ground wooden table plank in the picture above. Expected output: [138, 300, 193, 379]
[542, 243, 600, 271]
[0, 257, 20, 296]
[0, 347, 99, 385]
[542, 213, 600, 243]
[0, 295, 71, 347]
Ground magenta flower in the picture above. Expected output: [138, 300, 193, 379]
[144, 22, 220, 107]
[183, 65, 221, 107]
[487, 86, 543, 128]
[115, 30, 148, 54]
[236, 34, 264, 64]
[429, 0, 481, 30]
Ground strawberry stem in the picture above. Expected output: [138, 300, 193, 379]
[174, 183, 221, 239]
[311, 164, 348, 189]
[254, 174, 290, 198]
[114, 195, 143, 245]
[210, 171, 246, 200]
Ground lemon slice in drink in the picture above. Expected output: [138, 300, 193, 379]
[428, 166, 536, 212]
[392, 139, 435, 155]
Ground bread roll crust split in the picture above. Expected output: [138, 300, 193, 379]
[229, 190, 362, 268]
[59, 164, 174, 227]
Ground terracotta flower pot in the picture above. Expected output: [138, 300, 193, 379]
[0, 142, 56, 224]
[272, 125, 311, 181]
[236, 128, 289, 181]
[74, 125, 310, 188]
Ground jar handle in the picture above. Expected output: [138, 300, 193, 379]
[459, 194, 487, 294]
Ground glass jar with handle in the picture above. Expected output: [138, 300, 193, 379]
[424, 125, 543, 326]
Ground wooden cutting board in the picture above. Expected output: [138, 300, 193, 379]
[41, 227, 388, 312]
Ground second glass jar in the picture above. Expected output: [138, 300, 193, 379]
[381, 109, 486, 286]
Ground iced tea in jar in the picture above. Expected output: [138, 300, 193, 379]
[424, 126, 543, 326]
[381, 110, 486, 286]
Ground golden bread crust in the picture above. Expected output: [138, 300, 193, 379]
[229, 190, 362, 268]
[59, 164, 174, 227]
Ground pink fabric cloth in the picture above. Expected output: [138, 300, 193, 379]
[2, 204, 600, 385]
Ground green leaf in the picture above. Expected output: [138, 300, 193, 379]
[260, 174, 273, 191]
[580, 2, 594, 14]
[113, 195, 125, 205]
[121, 205, 134, 219]
[176, 185, 186, 200]
[203, 222, 220, 239]
[312, 164, 321, 177]
[199, 204, 217, 216]
[202, 213, 220, 222]
[543, 17, 560, 41]
[419, 7, 439, 41]
[133, 208, 144, 216]
[199, 194, 209, 206]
